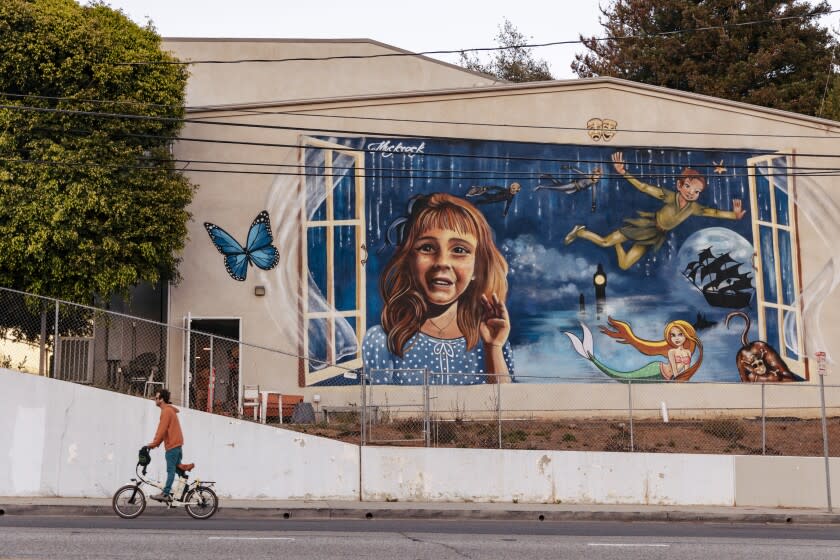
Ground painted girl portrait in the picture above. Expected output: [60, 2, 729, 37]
[362, 193, 514, 384]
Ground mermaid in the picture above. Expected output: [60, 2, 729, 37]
[564, 317, 703, 382]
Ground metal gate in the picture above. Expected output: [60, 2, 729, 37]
[56, 337, 94, 383]
[362, 368, 429, 445]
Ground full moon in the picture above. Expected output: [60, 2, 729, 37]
[676, 227, 754, 276]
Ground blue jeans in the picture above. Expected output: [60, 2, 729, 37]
[163, 446, 183, 495]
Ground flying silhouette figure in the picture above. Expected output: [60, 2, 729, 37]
[535, 166, 602, 194]
[465, 182, 521, 217]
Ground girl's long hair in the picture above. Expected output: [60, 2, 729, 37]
[380, 193, 508, 357]
[601, 317, 704, 380]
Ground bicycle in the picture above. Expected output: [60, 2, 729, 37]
[112, 446, 218, 520]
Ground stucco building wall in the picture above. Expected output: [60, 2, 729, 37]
[159, 40, 840, 414]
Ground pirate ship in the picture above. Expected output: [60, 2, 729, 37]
[682, 247, 754, 309]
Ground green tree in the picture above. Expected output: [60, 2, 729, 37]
[0, 0, 194, 306]
[572, 0, 838, 117]
[821, 74, 840, 120]
[459, 18, 554, 82]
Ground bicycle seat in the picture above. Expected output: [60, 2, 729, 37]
[177, 463, 195, 472]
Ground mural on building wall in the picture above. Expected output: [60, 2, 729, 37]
[288, 135, 808, 385]
[205, 210, 280, 281]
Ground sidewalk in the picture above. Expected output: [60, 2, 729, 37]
[3, 497, 840, 524]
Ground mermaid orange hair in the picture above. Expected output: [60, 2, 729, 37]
[600, 317, 704, 381]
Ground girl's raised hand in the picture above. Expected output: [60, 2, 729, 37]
[611, 152, 626, 176]
[479, 293, 510, 347]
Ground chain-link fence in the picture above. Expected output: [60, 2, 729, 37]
[2, 286, 839, 458]
[352, 372, 840, 457]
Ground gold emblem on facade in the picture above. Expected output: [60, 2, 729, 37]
[586, 118, 618, 142]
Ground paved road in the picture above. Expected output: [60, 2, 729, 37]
[2, 515, 840, 559]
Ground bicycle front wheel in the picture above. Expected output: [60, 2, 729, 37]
[112, 484, 146, 519]
[185, 486, 218, 519]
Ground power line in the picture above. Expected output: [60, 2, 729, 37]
[819, 46, 837, 118]
[111, 10, 840, 66]
[3, 101, 840, 144]
[139, 156, 840, 174]
[13, 147, 839, 175]
[5, 157, 840, 179]
[19, 117, 840, 173]
[0, 91, 179, 111]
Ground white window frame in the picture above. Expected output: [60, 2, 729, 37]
[746, 151, 807, 378]
[300, 137, 366, 385]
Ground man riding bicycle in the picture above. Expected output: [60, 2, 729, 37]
[147, 389, 184, 502]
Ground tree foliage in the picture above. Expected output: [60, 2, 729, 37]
[0, 0, 194, 305]
[459, 18, 554, 82]
[821, 74, 840, 121]
[572, 0, 839, 117]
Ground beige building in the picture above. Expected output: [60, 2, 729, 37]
[155, 38, 840, 417]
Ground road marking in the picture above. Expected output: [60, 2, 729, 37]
[208, 537, 295, 541]
[588, 543, 670, 547]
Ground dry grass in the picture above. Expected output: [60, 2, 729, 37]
[281, 416, 840, 456]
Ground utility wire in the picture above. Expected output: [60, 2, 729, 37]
[3, 102, 840, 143]
[818, 45, 837, 118]
[19, 123, 840, 170]
[111, 10, 840, 66]
[10, 146, 839, 175]
[126, 156, 840, 174]
[5, 90, 840, 140]
[0, 91, 179, 111]
[5, 157, 840, 179]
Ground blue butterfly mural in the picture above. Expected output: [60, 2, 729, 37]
[204, 210, 280, 281]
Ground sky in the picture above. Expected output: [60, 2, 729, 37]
[86, 1, 840, 80]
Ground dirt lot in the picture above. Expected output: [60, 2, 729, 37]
[281, 416, 840, 456]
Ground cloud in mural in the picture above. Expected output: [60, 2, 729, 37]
[501, 234, 622, 302]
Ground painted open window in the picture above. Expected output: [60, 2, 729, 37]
[300, 137, 366, 385]
[747, 152, 807, 379]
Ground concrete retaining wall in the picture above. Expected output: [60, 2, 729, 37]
[0, 370, 359, 500]
[1, 369, 836, 508]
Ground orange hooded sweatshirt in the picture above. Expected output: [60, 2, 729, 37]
[149, 403, 184, 450]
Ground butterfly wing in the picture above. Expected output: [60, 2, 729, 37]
[244, 211, 280, 271]
[204, 222, 249, 281]
[224, 254, 251, 282]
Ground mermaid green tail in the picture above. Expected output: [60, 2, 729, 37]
[564, 322, 665, 382]
[590, 355, 663, 381]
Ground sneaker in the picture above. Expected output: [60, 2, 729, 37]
[150, 492, 171, 502]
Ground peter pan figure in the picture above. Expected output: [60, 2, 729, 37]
[564, 152, 745, 270]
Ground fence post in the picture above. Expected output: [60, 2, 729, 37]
[183, 312, 191, 409]
[497, 374, 502, 450]
[360, 368, 367, 446]
[164, 321, 170, 394]
[819, 369, 832, 513]
[207, 335, 215, 414]
[424, 368, 431, 447]
[628, 380, 635, 452]
[38, 308, 47, 376]
[53, 299, 60, 380]
[761, 383, 766, 455]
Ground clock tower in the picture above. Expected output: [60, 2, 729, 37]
[593, 263, 607, 318]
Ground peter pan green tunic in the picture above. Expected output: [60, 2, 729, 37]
[618, 173, 739, 251]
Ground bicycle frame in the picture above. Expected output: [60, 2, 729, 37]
[128, 464, 215, 508]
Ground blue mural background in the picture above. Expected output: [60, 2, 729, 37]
[326, 136, 768, 383]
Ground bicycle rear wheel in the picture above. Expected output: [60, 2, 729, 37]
[185, 486, 218, 519]
[112, 484, 146, 519]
